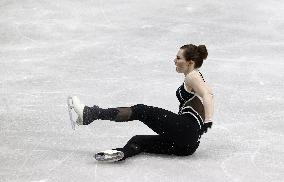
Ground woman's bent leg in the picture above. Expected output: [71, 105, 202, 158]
[116, 135, 199, 161]
[128, 104, 200, 146]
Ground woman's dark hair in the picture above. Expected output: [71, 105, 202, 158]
[180, 44, 208, 68]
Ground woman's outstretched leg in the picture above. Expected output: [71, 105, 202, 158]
[71, 97, 200, 145]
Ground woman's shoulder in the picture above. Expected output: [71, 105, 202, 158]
[185, 70, 214, 96]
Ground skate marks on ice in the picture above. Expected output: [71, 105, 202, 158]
[220, 145, 283, 182]
[219, 126, 284, 182]
[0, 91, 66, 131]
[0, 131, 97, 182]
[98, 0, 114, 27]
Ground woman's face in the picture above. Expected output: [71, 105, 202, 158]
[174, 49, 189, 73]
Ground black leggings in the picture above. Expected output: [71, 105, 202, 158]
[113, 104, 201, 161]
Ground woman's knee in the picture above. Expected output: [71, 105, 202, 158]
[131, 104, 147, 111]
[131, 104, 149, 113]
[129, 104, 149, 120]
[174, 142, 200, 156]
[125, 135, 144, 153]
[126, 135, 145, 145]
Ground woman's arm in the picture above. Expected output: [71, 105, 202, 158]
[185, 73, 214, 122]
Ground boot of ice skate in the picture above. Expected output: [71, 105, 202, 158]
[71, 96, 85, 125]
[67, 96, 102, 126]
[67, 96, 133, 129]
[94, 149, 124, 162]
[67, 96, 84, 129]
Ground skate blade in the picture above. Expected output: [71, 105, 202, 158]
[67, 96, 76, 130]
[94, 151, 124, 162]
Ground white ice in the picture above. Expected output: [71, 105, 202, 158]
[0, 0, 284, 182]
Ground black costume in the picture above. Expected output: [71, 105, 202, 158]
[83, 71, 212, 161]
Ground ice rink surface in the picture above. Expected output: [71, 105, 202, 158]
[1, 0, 284, 181]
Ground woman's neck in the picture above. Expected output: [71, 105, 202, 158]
[184, 67, 198, 77]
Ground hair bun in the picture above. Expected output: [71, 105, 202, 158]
[197, 45, 208, 60]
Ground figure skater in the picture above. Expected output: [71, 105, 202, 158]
[68, 44, 214, 162]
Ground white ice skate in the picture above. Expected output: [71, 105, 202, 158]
[94, 149, 124, 162]
[67, 96, 85, 130]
